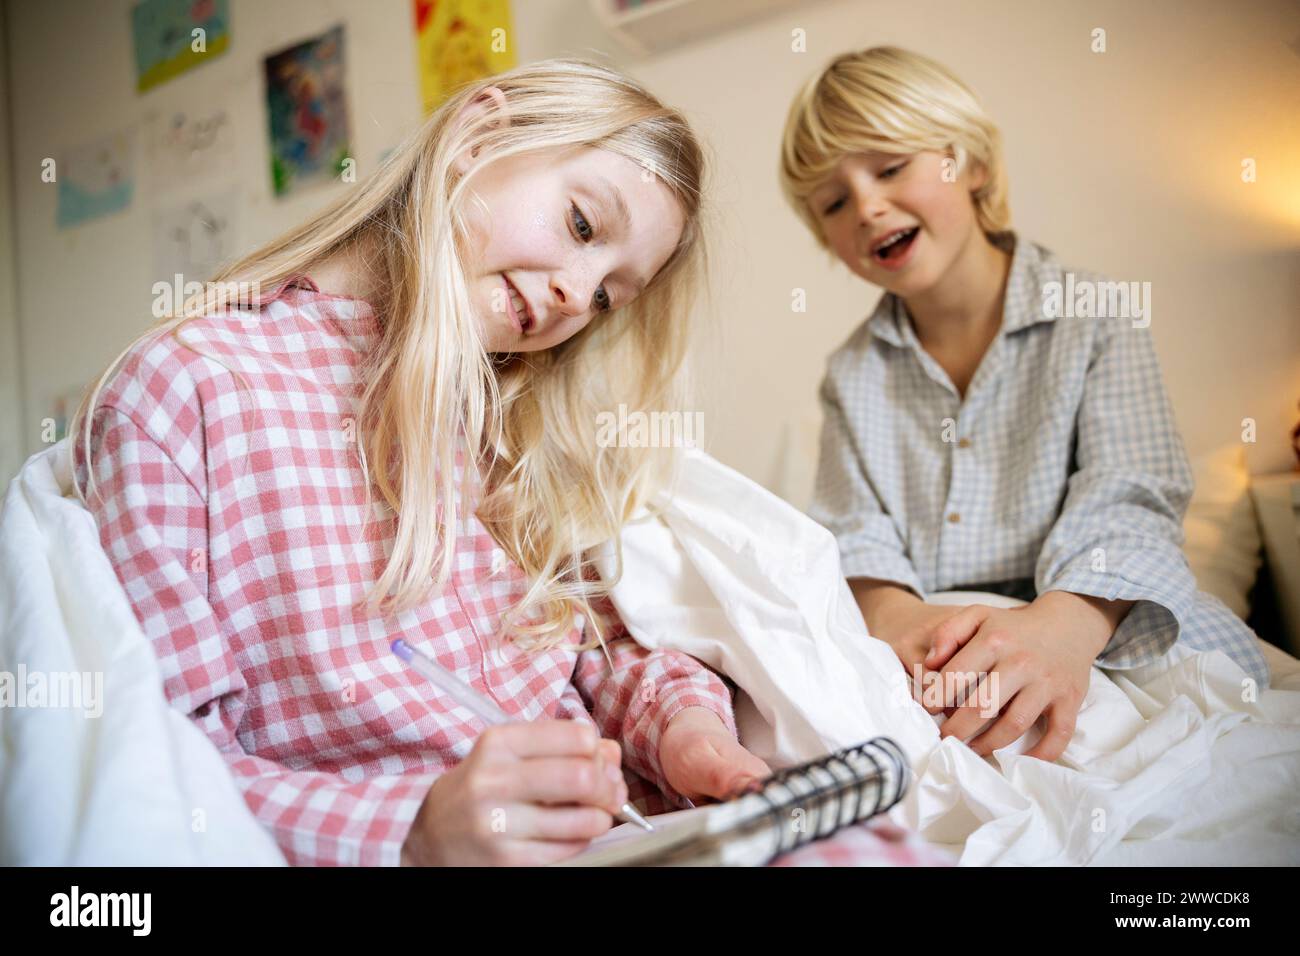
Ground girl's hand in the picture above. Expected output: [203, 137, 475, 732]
[659, 706, 772, 803]
[401, 720, 627, 866]
[922, 592, 1129, 762]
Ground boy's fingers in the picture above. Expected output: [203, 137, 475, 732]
[967, 685, 1052, 756]
[938, 657, 1030, 742]
[926, 605, 990, 667]
[935, 624, 1002, 708]
[938, 696, 996, 744]
[1023, 700, 1079, 763]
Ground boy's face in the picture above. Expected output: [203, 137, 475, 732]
[806, 149, 988, 298]
[457, 144, 685, 354]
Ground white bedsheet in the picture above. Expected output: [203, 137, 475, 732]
[0, 441, 285, 865]
[600, 449, 1300, 866]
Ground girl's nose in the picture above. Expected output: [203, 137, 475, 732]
[551, 269, 598, 318]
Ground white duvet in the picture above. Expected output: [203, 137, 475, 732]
[598, 449, 1300, 866]
[0, 442, 284, 865]
[3, 441, 1297, 866]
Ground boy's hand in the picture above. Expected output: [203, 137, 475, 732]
[659, 706, 771, 803]
[849, 581, 980, 705]
[875, 599, 980, 703]
[922, 592, 1129, 762]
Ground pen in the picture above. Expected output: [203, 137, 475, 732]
[390, 638, 655, 832]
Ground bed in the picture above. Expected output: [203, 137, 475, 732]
[2, 440, 1297, 866]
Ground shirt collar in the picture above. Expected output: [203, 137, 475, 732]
[867, 230, 1058, 347]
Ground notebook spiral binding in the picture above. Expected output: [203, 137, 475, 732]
[739, 736, 908, 863]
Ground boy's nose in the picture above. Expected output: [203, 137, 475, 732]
[855, 187, 890, 223]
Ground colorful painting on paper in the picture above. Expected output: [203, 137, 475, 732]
[57, 128, 136, 229]
[131, 0, 230, 93]
[414, 0, 516, 115]
[264, 25, 352, 197]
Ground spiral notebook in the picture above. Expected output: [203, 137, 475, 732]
[555, 737, 909, 867]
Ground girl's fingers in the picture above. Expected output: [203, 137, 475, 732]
[478, 719, 601, 761]
[708, 742, 773, 799]
[967, 685, 1054, 756]
[598, 737, 622, 767]
[664, 734, 770, 802]
[507, 803, 616, 843]
[490, 837, 596, 867]
[510, 755, 626, 810]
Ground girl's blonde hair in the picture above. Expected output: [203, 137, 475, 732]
[778, 46, 1010, 245]
[73, 57, 708, 653]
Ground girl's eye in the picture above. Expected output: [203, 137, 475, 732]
[823, 196, 846, 216]
[570, 201, 594, 241]
[570, 202, 613, 312]
[879, 161, 908, 179]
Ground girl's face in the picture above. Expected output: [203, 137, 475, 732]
[457, 144, 686, 353]
[807, 149, 987, 299]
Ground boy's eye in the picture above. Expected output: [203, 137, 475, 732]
[820, 158, 909, 215]
[569, 201, 613, 312]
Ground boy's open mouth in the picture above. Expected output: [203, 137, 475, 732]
[872, 227, 919, 262]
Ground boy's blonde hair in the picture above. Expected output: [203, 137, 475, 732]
[779, 46, 1010, 246]
[74, 58, 708, 653]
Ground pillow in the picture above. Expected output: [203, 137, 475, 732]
[1183, 444, 1262, 620]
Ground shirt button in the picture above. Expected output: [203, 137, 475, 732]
[958, 437, 972, 448]
[947, 512, 962, 524]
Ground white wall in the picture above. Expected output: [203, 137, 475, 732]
[0, 2, 24, 483]
[616, 0, 1300, 504]
[4, 0, 1299, 503]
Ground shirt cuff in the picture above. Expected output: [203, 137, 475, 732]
[627, 673, 737, 809]
[838, 548, 926, 597]
[357, 770, 441, 867]
[1038, 560, 1190, 669]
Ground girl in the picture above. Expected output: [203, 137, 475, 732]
[778, 47, 1269, 763]
[73, 58, 771, 867]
